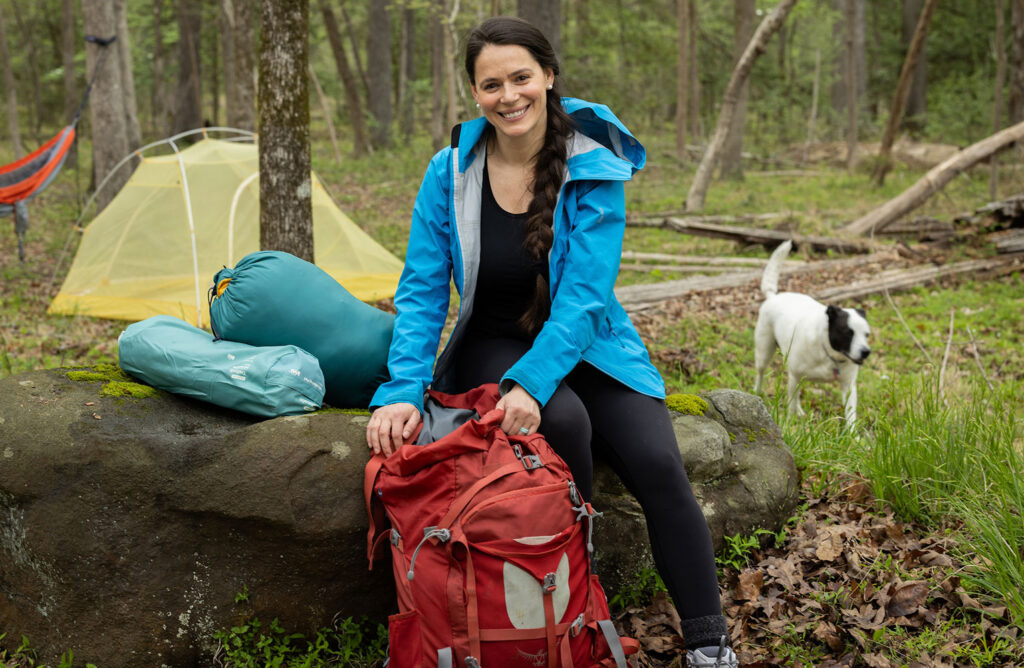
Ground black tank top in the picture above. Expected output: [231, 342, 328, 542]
[466, 161, 550, 341]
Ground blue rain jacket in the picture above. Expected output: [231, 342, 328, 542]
[370, 98, 665, 412]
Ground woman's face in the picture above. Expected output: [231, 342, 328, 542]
[470, 44, 554, 147]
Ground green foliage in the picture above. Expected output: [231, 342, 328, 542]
[608, 565, 668, 612]
[0, 634, 96, 668]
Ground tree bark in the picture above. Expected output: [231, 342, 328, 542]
[720, 0, 755, 179]
[151, 0, 170, 136]
[684, 0, 797, 213]
[688, 0, 700, 141]
[366, 0, 393, 149]
[398, 4, 415, 139]
[802, 48, 821, 164]
[1011, 0, 1024, 124]
[429, 0, 444, 152]
[114, 0, 142, 150]
[844, 120, 1024, 236]
[901, 0, 928, 133]
[829, 0, 864, 123]
[320, 0, 370, 156]
[230, 0, 256, 131]
[992, 0, 1007, 199]
[61, 0, 78, 161]
[0, 10, 23, 159]
[442, 0, 458, 129]
[258, 0, 313, 262]
[871, 0, 938, 186]
[675, 0, 689, 161]
[517, 0, 560, 60]
[173, 0, 203, 134]
[844, 0, 858, 170]
[82, 0, 132, 212]
[220, 0, 236, 127]
[10, 1, 43, 142]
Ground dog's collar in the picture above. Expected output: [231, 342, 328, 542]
[822, 344, 846, 378]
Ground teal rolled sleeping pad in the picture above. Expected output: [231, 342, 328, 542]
[209, 251, 394, 408]
[118, 315, 325, 417]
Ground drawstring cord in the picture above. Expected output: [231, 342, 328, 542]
[407, 526, 451, 580]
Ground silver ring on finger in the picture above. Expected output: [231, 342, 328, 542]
[519, 426, 529, 435]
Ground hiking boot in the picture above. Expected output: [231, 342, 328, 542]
[685, 635, 738, 668]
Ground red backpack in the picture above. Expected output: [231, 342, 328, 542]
[364, 384, 637, 668]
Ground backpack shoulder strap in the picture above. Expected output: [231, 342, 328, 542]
[364, 455, 388, 566]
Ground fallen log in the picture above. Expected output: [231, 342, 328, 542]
[814, 254, 1024, 301]
[842, 120, 1024, 236]
[990, 229, 1024, 254]
[616, 252, 896, 312]
[621, 251, 804, 267]
[630, 217, 878, 254]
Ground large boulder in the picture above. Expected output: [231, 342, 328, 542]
[0, 368, 798, 666]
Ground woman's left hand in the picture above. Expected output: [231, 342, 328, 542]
[497, 384, 541, 436]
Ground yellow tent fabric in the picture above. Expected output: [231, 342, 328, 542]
[48, 138, 405, 327]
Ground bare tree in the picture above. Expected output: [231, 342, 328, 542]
[173, 0, 203, 134]
[320, 0, 370, 155]
[10, 1, 42, 141]
[993, 0, 1007, 198]
[685, 0, 797, 213]
[220, 0, 235, 126]
[901, 0, 928, 133]
[443, 0, 458, 129]
[259, 0, 313, 261]
[367, 0, 393, 149]
[688, 0, 700, 141]
[517, 0, 559, 59]
[1011, 0, 1024, 125]
[844, 0, 858, 170]
[62, 0, 78, 127]
[0, 10, 23, 159]
[871, 0, 938, 186]
[114, 0, 141, 150]
[82, 2, 132, 212]
[720, 0, 755, 179]
[398, 4, 415, 139]
[230, 0, 256, 131]
[151, 0, 170, 136]
[830, 0, 864, 124]
[429, 0, 445, 151]
[675, 0, 689, 162]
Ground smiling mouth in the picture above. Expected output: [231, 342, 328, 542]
[499, 106, 529, 120]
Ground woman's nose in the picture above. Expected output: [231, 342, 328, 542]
[500, 83, 518, 102]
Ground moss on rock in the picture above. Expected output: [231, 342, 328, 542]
[99, 381, 161, 399]
[665, 393, 709, 416]
[66, 371, 110, 382]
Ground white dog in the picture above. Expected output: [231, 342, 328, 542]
[753, 240, 871, 427]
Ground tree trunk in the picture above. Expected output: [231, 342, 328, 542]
[830, 0, 864, 125]
[398, 5, 415, 139]
[993, 0, 1007, 199]
[802, 48, 821, 164]
[62, 0, 78, 160]
[220, 0, 236, 127]
[1011, 0, 1024, 125]
[871, 0, 938, 186]
[82, 0, 132, 212]
[429, 0, 444, 152]
[151, 0, 169, 136]
[230, 0, 256, 131]
[10, 1, 43, 142]
[442, 0, 458, 129]
[685, 0, 797, 213]
[320, 0, 370, 155]
[258, 0, 313, 262]
[844, 0, 858, 170]
[309, 63, 342, 165]
[901, 0, 928, 133]
[688, 0, 700, 141]
[720, 0, 755, 179]
[844, 120, 1024, 236]
[114, 0, 142, 150]
[173, 0, 203, 134]
[366, 0, 393, 149]
[0, 10, 22, 159]
[209, 4, 220, 126]
[675, 0, 689, 161]
[343, 2, 369, 106]
[517, 0, 560, 59]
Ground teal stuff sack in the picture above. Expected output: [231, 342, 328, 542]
[209, 251, 394, 408]
[118, 315, 325, 417]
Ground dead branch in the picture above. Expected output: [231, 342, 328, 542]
[842, 120, 1024, 236]
[647, 217, 878, 254]
[621, 251, 801, 267]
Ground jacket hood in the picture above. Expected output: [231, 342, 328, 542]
[455, 97, 646, 177]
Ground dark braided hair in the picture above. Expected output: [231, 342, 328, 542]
[465, 17, 574, 335]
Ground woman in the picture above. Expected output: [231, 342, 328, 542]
[366, 16, 737, 667]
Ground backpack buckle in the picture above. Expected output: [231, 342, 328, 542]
[570, 613, 585, 637]
[512, 443, 542, 470]
[465, 657, 481, 668]
[543, 572, 558, 593]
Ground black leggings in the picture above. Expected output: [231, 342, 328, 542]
[453, 335, 727, 647]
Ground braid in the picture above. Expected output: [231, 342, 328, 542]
[518, 96, 573, 335]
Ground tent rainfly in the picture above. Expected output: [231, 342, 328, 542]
[48, 131, 405, 327]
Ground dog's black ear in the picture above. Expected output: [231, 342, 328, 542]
[826, 304, 841, 321]
[856, 307, 867, 318]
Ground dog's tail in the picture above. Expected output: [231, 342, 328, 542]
[760, 239, 793, 296]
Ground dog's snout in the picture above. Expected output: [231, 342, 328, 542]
[862, 349, 871, 360]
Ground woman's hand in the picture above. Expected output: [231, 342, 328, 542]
[367, 403, 421, 457]
[497, 384, 541, 437]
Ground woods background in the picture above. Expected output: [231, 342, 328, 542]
[1, 0, 1020, 206]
